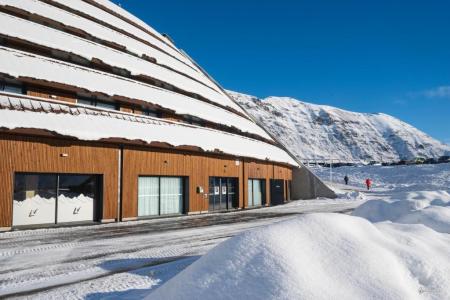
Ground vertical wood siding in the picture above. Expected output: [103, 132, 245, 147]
[27, 87, 77, 103]
[0, 134, 293, 226]
[121, 147, 246, 218]
[0, 134, 119, 227]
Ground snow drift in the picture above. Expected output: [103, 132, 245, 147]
[353, 191, 450, 233]
[148, 213, 450, 300]
[228, 91, 450, 162]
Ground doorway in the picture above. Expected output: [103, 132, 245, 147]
[208, 177, 238, 211]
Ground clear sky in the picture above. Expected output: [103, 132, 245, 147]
[112, 0, 450, 143]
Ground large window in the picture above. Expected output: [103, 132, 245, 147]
[138, 177, 184, 217]
[13, 173, 100, 226]
[247, 179, 266, 207]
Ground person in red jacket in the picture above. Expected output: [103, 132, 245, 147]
[365, 178, 372, 190]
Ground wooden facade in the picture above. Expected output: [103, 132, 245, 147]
[0, 134, 119, 228]
[0, 134, 293, 229]
[27, 86, 77, 104]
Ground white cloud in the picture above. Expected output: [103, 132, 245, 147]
[423, 86, 450, 99]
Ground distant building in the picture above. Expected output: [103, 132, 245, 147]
[0, 0, 333, 230]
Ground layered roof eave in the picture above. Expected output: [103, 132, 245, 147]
[0, 94, 299, 167]
[0, 46, 273, 141]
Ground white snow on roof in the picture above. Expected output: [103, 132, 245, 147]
[50, 0, 194, 70]
[92, 0, 173, 47]
[0, 47, 272, 140]
[0, 95, 298, 166]
[0, 0, 222, 93]
[0, 12, 237, 111]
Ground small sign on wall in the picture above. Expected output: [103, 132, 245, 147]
[235, 160, 240, 166]
[222, 186, 227, 195]
[214, 186, 220, 195]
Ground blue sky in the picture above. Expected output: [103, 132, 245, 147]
[112, 0, 450, 143]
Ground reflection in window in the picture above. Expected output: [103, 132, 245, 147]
[138, 176, 184, 217]
[77, 97, 117, 111]
[248, 179, 265, 207]
[13, 174, 57, 226]
[1, 82, 23, 94]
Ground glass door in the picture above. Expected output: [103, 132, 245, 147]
[13, 174, 57, 226]
[13, 173, 100, 226]
[57, 175, 98, 223]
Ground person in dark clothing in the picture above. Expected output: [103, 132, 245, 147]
[344, 175, 349, 185]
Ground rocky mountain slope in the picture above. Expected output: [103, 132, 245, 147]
[228, 91, 450, 163]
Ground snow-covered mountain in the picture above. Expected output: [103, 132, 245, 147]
[229, 91, 450, 163]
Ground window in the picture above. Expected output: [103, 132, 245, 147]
[247, 179, 266, 207]
[77, 97, 117, 110]
[185, 116, 204, 126]
[0, 82, 23, 94]
[13, 173, 100, 226]
[13, 174, 57, 226]
[77, 98, 93, 106]
[142, 109, 160, 118]
[96, 100, 117, 110]
[138, 176, 184, 217]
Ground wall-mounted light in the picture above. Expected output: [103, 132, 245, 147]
[60, 153, 69, 157]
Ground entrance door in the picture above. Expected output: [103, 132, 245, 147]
[209, 177, 238, 211]
[57, 175, 99, 223]
[13, 173, 100, 227]
[270, 179, 285, 206]
[13, 174, 57, 226]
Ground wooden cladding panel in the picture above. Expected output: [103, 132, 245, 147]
[243, 161, 293, 207]
[121, 147, 244, 217]
[27, 87, 77, 104]
[0, 134, 119, 227]
[273, 165, 293, 180]
[0, 134, 293, 226]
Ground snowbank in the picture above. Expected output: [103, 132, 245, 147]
[147, 214, 450, 300]
[353, 191, 450, 233]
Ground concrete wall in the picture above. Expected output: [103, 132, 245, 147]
[291, 166, 337, 200]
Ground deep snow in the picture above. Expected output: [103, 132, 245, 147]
[1, 164, 449, 299]
[149, 214, 450, 300]
[149, 164, 450, 299]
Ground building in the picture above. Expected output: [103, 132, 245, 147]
[0, 0, 334, 230]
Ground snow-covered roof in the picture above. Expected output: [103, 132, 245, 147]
[91, 0, 173, 46]
[0, 94, 299, 166]
[49, 0, 188, 66]
[0, 0, 223, 95]
[0, 12, 236, 112]
[0, 47, 272, 140]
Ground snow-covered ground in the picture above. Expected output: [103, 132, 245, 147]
[150, 163, 450, 300]
[0, 197, 362, 299]
[1, 164, 449, 299]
